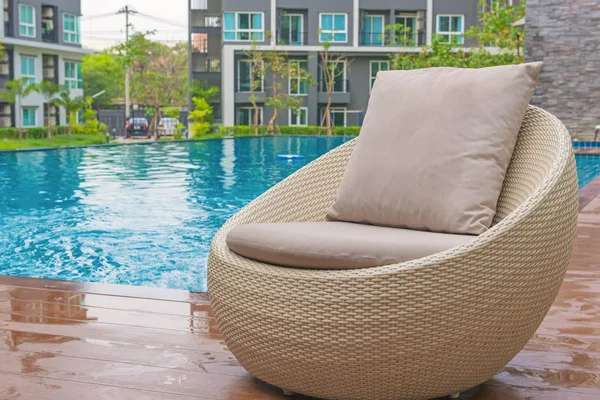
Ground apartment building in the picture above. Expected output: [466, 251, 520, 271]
[189, 0, 515, 127]
[0, 0, 89, 128]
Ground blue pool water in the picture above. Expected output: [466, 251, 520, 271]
[0, 137, 352, 292]
[575, 154, 600, 188]
[0, 138, 597, 292]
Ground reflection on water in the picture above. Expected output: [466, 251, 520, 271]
[0, 137, 353, 291]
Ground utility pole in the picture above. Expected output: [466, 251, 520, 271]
[117, 6, 136, 120]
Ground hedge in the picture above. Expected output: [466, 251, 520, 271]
[218, 125, 361, 137]
[0, 123, 108, 140]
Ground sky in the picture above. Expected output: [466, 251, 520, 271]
[82, 0, 188, 50]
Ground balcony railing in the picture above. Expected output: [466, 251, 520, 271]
[191, 39, 208, 53]
[359, 30, 426, 47]
[193, 58, 221, 73]
[236, 80, 264, 93]
[319, 79, 350, 93]
[277, 31, 307, 46]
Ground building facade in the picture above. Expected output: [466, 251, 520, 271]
[526, 0, 600, 139]
[0, 0, 88, 128]
[190, 0, 503, 127]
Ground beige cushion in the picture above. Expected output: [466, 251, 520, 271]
[327, 63, 543, 235]
[226, 222, 474, 269]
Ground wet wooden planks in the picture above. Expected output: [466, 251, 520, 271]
[1, 195, 600, 399]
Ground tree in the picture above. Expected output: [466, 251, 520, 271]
[390, 0, 526, 70]
[114, 33, 188, 140]
[242, 40, 266, 135]
[53, 88, 84, 139]
[189, 97, 213, 137]
[319, 42, 351, 136]
[191, 84, 220, 103]
[82, 52, 124, 108]
[263, 43, 315, 134]
[0, 78, 37, 140]
[34, 80, 62, 139]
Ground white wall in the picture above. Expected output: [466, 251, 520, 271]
[13, 45, 83, 127]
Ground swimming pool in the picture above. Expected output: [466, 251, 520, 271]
[0, 138, 596, 292]
[0, 137, 352, 292]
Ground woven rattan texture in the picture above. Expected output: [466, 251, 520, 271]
[207, 106, 579, 400]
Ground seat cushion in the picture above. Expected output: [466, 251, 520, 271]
[327, 63, 543, 235]
[226, 222, 475, 269]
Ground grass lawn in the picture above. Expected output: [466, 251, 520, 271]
[0, 134, 108, 151]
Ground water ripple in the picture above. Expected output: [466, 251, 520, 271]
[0, 137, 352, 291]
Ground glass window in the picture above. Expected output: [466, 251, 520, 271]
[238, 107, 262, 126]
[63, 14, 81, 43]
[22, 108, 37, 127]
[370, 60, 389, 90]
[238, 60, 263, 92]
[20, 56, 36, 87]
[19, 4, 35, 37]
[395, 14, 418, 46]
[319, 13, 347, 43]
[289, 108, 307, 126]
[65, 61, 82, 89]
[437, 15, 464, 44]
[289, 60, 309, 95]
[224, 12, 264, 41]
[361, 15, 384, 46]
[330, 108, 346, 127]
[281, 14, 303, 45]
[322, 61, 346, 93]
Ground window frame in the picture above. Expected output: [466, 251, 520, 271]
[64, 60, 83, 89]
[324, 60, 347, 93]
[19, 4, 36, 38]
[288, 60, 309, 96]
[223, 12, 265, 42]
[20, 55, 36, 87]
[329, 107, 347, 127]
[361, 14, 385, 46]
[281, 13, 304, 45]
[238, 59, 264, 93]
[289, 107, 308, 127]
[21, 107, 37, 127]
[63, 13, 81, 44]
[395, 13, 418, 46]
[238, 106, 263, 126]
[319, 13, 348, 43]
[436, 14, 465, 45]
[369, 60, 389, 92]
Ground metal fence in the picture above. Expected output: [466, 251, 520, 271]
[98, 105, 189, 138]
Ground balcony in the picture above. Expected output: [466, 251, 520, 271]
[41, 5, 58, 43]
[276, 31, 307, 46]
[42, 54, 58, 83]
[191, 12, 221, 29]
[318, 79, 351, 104]
[192, 58, 221, 73]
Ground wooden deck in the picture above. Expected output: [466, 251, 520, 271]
[2, 182, 600, 399]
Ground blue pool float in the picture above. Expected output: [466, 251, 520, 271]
[277, 154, 305, 160]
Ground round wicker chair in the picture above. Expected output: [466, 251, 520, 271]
[207, 106, 579, 400]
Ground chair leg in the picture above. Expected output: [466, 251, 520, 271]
[449, 393, 460, 399]
[282, 389, 294, 396]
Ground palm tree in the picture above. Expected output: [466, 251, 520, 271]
[0, 77, 37, 140]
[34, 80, 62, 139]
[52, 88, 84, 139]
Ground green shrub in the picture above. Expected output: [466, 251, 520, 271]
[0, 124, 108, 140]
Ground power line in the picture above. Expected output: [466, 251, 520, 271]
[81, 11, 119, 21]
[134, 11, 186, 28]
